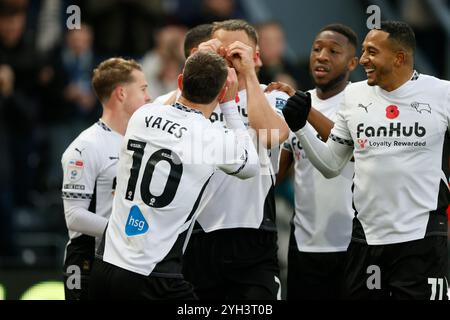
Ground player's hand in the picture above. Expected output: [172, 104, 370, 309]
[264, 81, 296, 97]
[220, 67, 239, 103]
[197, 39, 226, 56]
[282, 90, 311, 132]
[226, 41, 255, 75]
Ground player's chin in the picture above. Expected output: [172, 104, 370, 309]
[312, 77, 329, 87]
[366, 78, 377, 86]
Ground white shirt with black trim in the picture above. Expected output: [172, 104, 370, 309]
[283, 89, 354, 252]
[297, 72, 450, 245]
[101, 102, 258, 276]
[61, 120, 122, 249]
[195, 86, 289, 232]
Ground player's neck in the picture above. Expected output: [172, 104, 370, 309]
[380, 68, 414, 92]
[316, 78, 348, 100]
[316, 84, 346, 100]
[177, 96, 216, 118]
[101, 105, 127, 136]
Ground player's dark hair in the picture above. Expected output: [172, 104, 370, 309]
[92, 58, 142, 104]
[318, 23, 358, 48]
[184, 24, 213, 59]
[379, 21, 416, 53]
[212, 19, 258, 45]
[182, 51, 228, 104]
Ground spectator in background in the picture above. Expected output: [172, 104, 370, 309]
[0, 0, 44, 207]
[38, 23, 99, 191]
[177, 0, 246, 27]
[0, 64, 16, 257]
[256, 21, 306, 90]
[141, 24, 187, 99]
[0, 0, 41, 95]
[34, 0, 65, 55]
[61, 23, 97, 123]
[399, 0, 447, 78]
[84, 0, 165, 57]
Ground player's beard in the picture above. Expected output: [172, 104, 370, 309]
[313, 69, 347, 93]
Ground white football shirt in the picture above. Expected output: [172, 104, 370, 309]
[61, 120, 122, 250]
[318, 72, 449, 245]
[195, 87, 289, 232]
[284, 89, 354, 252]
[100, 102, 258, 276]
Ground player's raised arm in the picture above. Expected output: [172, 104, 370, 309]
[227, 41, 289, 148]
[215, 67, 259, 179]
[265, 81, 335, 141]
[282, 90, 353, 178]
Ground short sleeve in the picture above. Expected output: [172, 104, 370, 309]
[61, 140, 100, 200]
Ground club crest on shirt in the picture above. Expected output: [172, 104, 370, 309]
[410, 102, 431, 114]
[275, 98, 287, 110]
[67, 159, 84, 183]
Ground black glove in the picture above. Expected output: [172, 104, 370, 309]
[282, 90, 311, 132]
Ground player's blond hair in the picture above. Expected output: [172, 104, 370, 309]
[91, 58, 142, 103]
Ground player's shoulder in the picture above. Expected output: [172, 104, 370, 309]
[129, 102, 165, 122]
[345, 80, 371, 93]
[341, 81, 374, 105]
[153, 89, 179, 104]
[416, 74, 450, 90]
[62, 122, 106, 161]
[135, 101, 164, 114]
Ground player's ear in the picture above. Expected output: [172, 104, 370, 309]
[255, 49, 263, 68]
[113, 85, 126, 102]
[394, 50, 406, 67]
[177, 74, 183, 91]
[190, 47, 198, 56]
[348, 56, 358, 72]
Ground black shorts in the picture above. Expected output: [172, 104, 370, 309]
[89, 259, 197, 300]
[63, 267, 91, 300]
[343, 236, 449, 300]
[287, 234, 347, 300]
[183, 228, 280, 300]
[63, 235, 94, 300]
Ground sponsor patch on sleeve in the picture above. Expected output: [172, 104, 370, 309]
[66, 159, 84, 183]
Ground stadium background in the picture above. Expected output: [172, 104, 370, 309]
[0, 0, 449, 299]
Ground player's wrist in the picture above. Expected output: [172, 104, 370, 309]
[242, 70, 259, 85]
